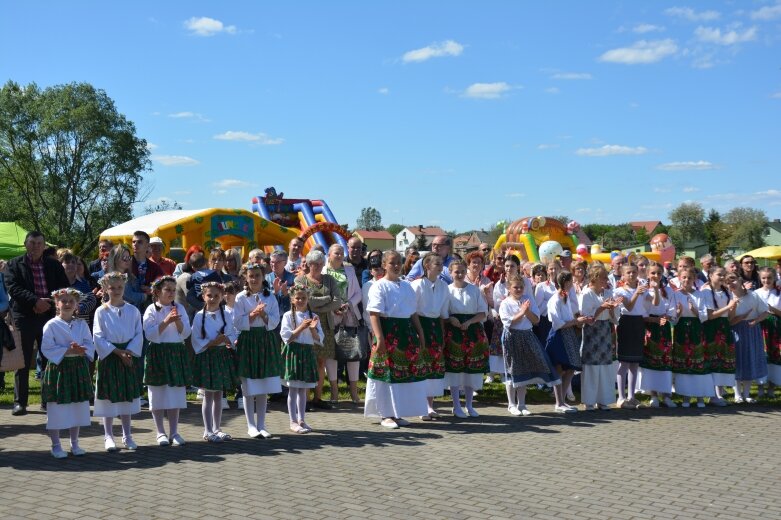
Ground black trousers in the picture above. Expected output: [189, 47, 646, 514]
[14, 315, 49, 407]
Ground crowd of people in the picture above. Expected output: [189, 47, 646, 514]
[1, 229, 780, 458]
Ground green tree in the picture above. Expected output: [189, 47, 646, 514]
[634, 227, 650, 245]
[142, 198, 182, 215]
[721, 207, 768, 250]
[549, 215, 570, 225]
[668, 202, 705, 249]
[414, 232, 428, 251]
[356, 207, 383, 231]
[0, 81, 150, 255]
[386, 223, 404, 237]
[703, 209, 724, 257]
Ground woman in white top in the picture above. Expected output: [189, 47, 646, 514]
[142, 276, 192, 446]
[699, 267, 738, 406]
[490, 255, 523, 382]
[411, 254, 449, 420]
[613, 264, 651, 409]
[756, 267, 781, 390]
[533, 261, 560, 346]
[365, 251, 428, 429]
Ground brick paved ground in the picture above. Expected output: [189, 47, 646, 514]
[1, 398, 779, 519]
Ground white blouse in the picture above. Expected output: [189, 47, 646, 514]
[191, 306, 239, 354]
[499, 296, 538, 331]
[699, 287, 731, 313]
[143, 302, 192, 343]
[447, 284, 489, 316]
[614, 286, 650, 317]
[670, 290, 705, 322]
[755, 288, 781, 311]
[547, 293, 575, 332]
[280, 310, 325, 345]
[234, 290, 280, 331]
[644, 288, 675, 319]
[534, 281, 558, 317]
[411, 277, 449, 319]
[366, 278, 417, 319]
[41, 317, 95, 365]
[734, 291, 769, 321]
[93, 303, 143, 360]
[578, 287, 615, 322]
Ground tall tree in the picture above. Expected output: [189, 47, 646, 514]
[668, 202, 705, 249]
[356, 207, 383, 231]
[142, 198, 182, 215]
[0, 81, 151, 255]
[703, 209, 724, 257]
[721, 207, 768, 251]
[386, 223, 404, 236]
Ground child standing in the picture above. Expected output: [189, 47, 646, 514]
[444, 260, 489, 418]
[280, 285, 323, 433]
[614, 264, 650, 409]
[93, 272, 143, 451]
[191, 282, 239, 442]
[234, 263, 282, 438]
[533, 261, 560, 346]
[700, 267, 737, 406]
[756, 267, 781, 394]
[41, 288, 95, 458]
[143, 276, 193, 446]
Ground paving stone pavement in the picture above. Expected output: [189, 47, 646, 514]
[1, 398, 780, 520]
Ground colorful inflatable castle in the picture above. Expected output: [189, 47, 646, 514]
[251, 187, 351, 254]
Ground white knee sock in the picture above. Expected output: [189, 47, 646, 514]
[450, 386, 461, 408]
[103, 417, 114, 439]
[168, 408, 180, 437]
[121, 415, 132, 440]
[256, 394, 268, 430]
[516, 386, 527, 407]
[212, 391, 223, 431]
[287, 390, 298, 424]
[202, 392, 214, 434]
[296, 388, 307, 423]
[505, 383, 517, 408]
[49, 430, 61, 450]
[151, 409, 166, 436]
[464, 386, 475, 412]
[69, 427, 80, 449]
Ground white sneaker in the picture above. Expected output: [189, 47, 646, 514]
[649, 397, 660, 408]
[380, 418, 399, 429]
[508, 405, 523, 416]
[519, 406, 532, 416]
[734, 395, 745, 404]
[452, 407, 468, 418]
[248, 427, 261, 438]
[257, 429, 272, 439]
[105, 437, 118, 452]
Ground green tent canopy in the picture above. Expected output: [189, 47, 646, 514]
[0, 222, 28, 259]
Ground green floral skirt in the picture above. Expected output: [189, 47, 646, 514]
[641, 320, 673, 371]
[96, 342, 142, 402]
[368, 317, 426, 384]
[282, 342, 318, 384]
[144, 342, 193, 387]
[418, 316, 445, 380]
[704, 317, 735, 373]
[762, 315, 781, 366]
[237, 327, 283, 380]
[672, 317, 707, 375]
[41, 356, 94, 404]
[445, 313, 489, 374]
[193, 345, 240, 392]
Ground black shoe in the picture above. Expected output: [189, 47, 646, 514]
[311, 399, 332, 410]
[11, 404, 26, 416]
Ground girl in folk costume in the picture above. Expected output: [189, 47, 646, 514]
[143, 276, 192, 446]
[578, 264, 621, 411]
[756, 267, 781, 395]
[280, 284, 324, 433]
[41, 288, 95, 458]
[613, 264, 651, 409]
[726, 271, 770, 403]
[364, 251, 428, 429]
[499, 274, 560, 416]
[93, 273, 143, 452]
[670, 267, 712, 408]
[545, 271, 588, 413]
[234, 263, 282, 438]
[533, 261, 561, 347]
[490, 255, 522, 385]
[410, 254, 449, 420]
[700, 267, 738, 406]
[191, 282, 240, 442]
[464, 251, 497, 384]
[638, 262, 677, 408]
[444, 260, 489, 418]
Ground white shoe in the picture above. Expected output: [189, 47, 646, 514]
[555, 405, 577, 413]
[484, 375, 493, 385]
[171, 434, 186, 446]
[156, 434, 170, 446]
[196, 389, 205, 400]
[649, 397, 660, 408]
[248, 427, 261, 438]
[222, 398, 229, 410]
[123, 437, 138, 450]
[745, 397, 757, 404]
[452, 407, 468, 418]
[237, 400, 244, 410]
[70, 446, 86, 456]
[734, 395, 745, 404]
[394, 418, 411, 426]
[508, 405, 523, 416]
[105, 437, 118, 452]
[51, 447, 68, 459]
[380, 418, 399, 429]
[696, 400, 706, 408]
[710, 397, 728, 407]
[257, 429, 272, 439]
[663, 397, 677, 408]
[519, 406, 532, 416]
[466, 408, 479, 418]
[584, 404, 597, 411]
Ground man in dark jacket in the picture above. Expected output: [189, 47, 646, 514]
[5, 231, 69, 415]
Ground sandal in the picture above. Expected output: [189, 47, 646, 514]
[214, 430, 232, 441]
[203, 433, 222, 443]
[156, 433, 170, 446]
[290, 422, 304, 433]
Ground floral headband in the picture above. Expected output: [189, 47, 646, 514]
[289, 283, 309, 295]
[201, 281, 225, 291]
[50, 287, 83, 300]
[99, 271, 128, 287]
[151, 275, 177, 289]
[245, 262, 264, 271]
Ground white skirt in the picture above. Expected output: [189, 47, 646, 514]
[673, 374, 715, 398]
[93, 398, 141, 417]
[488, 355, 505, 374]
[241, 376, 282, 397]
[767, 364, 781, 385]
[712, 373, 736, 387]
[581, 364, 616, 406]
[425, 378, 446, 398]
[638, 368, 673, 394]
[148, 385, 187, 410]
[443, 372, 484, 390]
[283, 379, 316, 389]
[47, 401, 91, 430]
[364, 379, 428, 418]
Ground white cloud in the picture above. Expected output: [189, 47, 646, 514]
[682, 186, 700, 193]
[634, 24, 665, 34]
[576, 208, 591, 213]
[506, 193, 525, 198]
[213, 179, 255, 189]
[551, 72, 593, 80]
[751, 3, 781, 21]
[653, 187, 671, 193]
[402, 40, 463, 63]
[537, 144, 560, 150]
[657, 160, 718, 171]
[184, 16, 237, 37]
[213, 131, 284, 145]
[146, 142, 159, 151]
[664, 7, 720, 22]
[575, 145, 649, 157]
[463, 82, 512, 99]
[168, 111, 210, 122]
[695, 26, 757, 45]
[152, 155, 199, 166]
[378, 87, 389, 95]
[545, 87, 560, 94]
[599, 39, 678, 64]
[173, 190, 191, 196]
[772, 91, 781, 99]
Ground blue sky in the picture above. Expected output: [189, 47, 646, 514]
[2, 1, 780, 232]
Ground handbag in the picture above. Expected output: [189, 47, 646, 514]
[0, 315, 24, 372]
[334, 325, 362, 362]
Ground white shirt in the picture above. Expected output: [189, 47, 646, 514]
[670, 290, 705, 322]
[366, 278, 417, 318]
[143, 302, 192, 343]
[699, 287, 731, 315]
[234, 290, 280, 331]
[191, 306, 239, 354]
[499, 296, 538, 331]
[447, 284, 489, 316]
[534, 281, 557, 317]
[755, 287, 781, 311]
[645, 288, 675, 319]
[493, 277, 534, 316]
[411, 277, 449, 319]
[93, 303, 143, 360]
[669, 276, 704, 291]
[614, 286, 650, 317]
[280, 310, 325, 345]
[547, 293, 576, 332]
[734, 291, 769, 321]
[42, 317, 95, 365]
[578, 287, 615, 322]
